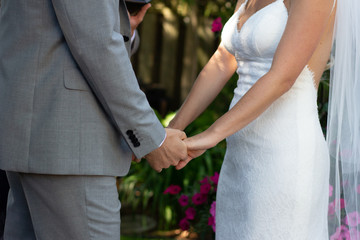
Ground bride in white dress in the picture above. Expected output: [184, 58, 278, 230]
[169, 0, 335, 239]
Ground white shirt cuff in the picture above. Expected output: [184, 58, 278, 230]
[159, 132, 167, 147]
[131, 30, 137, 43]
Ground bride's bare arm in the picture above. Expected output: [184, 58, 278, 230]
[181, 0, 334, 162]
[168, 44, 237, 130]
[235, 0, 247, 11]
[168, 1, 247, 131]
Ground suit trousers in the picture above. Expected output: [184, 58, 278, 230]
[4, 172, 121, 240]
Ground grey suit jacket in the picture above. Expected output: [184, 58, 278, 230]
[0, 0, 165, 176]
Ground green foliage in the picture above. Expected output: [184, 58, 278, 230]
[118, 74, 237, 232]
[121, 237, 169, 240]
[151, 0, 236, 19]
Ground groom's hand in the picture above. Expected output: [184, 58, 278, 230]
[145, 128, 188, 172]
[128, 3, 151, 36]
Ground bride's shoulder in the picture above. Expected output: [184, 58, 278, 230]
[234, 0, 247, 12]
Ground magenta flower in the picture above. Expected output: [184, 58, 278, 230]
[330, 225, 350, 240]
[340, 198, 346, 209]
[200, 177, 209, 185]
[211, 17, 223, 33]
[178, 195, 189, 207]
[328, 201, 336, 215]
[208, 216, 216, 232]
[350, 228, 360, 239]
[339, 225, 351, 240]
[164, 185, 181, 195]
[330, 228, 340, 240]
[179, 218, 190, 231]
[345, 211, 360, 227]
[200, 183, 212, 195]
[192, 193, 207, 205]
[329, 184, 333, 197]
[185, 207, 196, 220]
[210, 201, 216, 217]
[329, 198, 347, 217]
[210, 172, 219, 185]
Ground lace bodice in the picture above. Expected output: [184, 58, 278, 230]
[221, 0, 289, 98]
[222, 0, 287, 60]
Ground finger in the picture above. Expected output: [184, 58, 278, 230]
[170, 159, 180, 167]
[175, 156, 192, 170]
[136, 3, 151, 20]
[183, 138, 193, 149]
[176, 130, 187, 140]
[141, 3, 151, 13]
[164, 162, 171, 169]
[175, 160, 189, 170]
[179, 140, 189, 161]
[132, 154, 141, 163]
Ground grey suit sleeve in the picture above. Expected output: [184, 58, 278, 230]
[50, 0, 165, 158]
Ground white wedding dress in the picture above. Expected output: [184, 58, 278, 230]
[216, 0, 330, 239]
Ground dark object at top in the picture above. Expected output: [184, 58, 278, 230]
[125, 0, 151, 15]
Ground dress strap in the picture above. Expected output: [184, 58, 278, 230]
[331, 0, 336, 13]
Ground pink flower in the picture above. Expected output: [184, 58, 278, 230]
[200, 183, 212, 195]
[328, 201, 336, 215]
[192, 193, 207, 205]
[208, 216, 216, 232]
[340, 198, 346, 209]
[185, 207, 196, 220]
[178, 195, 189, 207]
[210, 172, 219, 185]
[210, 201, 216, 217]
[330, 225, 350, 240]
[211, 17, 223, 33]
[200, 177, 209, 185]
[329, 184, 334, 197]
[330, 228, 340, 240]
[339, 225, 351, 240]
[329, 198, 346, 216]
[179, 218, 190, 231]
[164, 185, 181, 195]
[345, 212, 360, 227]
[349, 228, 360, 239]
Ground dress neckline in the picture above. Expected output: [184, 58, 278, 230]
[236, 0, 287, 33]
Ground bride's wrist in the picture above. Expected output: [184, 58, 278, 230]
[168, 118, 185, 131]
[201, 128, 222, 149]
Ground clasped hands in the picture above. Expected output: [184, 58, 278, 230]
[135, 128, 209, 172]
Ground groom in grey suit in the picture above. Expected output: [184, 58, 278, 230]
[0, 0, 188, 239]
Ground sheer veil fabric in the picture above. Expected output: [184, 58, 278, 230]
[327, 0, 360, 237]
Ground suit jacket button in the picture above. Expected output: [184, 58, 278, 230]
[123, 35, 129, 42]
[134, 142, 140, 147]
[126, 130, 133, 136]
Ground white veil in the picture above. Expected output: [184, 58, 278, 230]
[327, 0, 360, 238]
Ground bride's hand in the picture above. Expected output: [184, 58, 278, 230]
[185, 137, 207, 159]
[175, 131, 218, 170]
